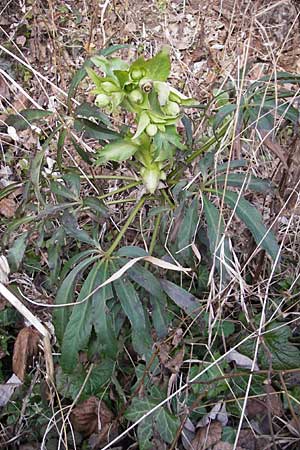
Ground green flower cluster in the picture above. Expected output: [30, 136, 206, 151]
[87, 49, 195, 193]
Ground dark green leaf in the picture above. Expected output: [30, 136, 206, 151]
[74, 118, 119, 141]
[176, 197, 198, 264]
[74, 102, 111, 127]
[127, 263, 169, 338]
[114, 275, 152, 357]
[61, 261, 101, 372]
[57, 128, 67, 171]
[213, 104, 237, 132]
[117, 246, 148, 257]
[7, 233, 28, 271]
[215, 159, 247, 173]
[83, 197, 108, 216]
[199, 151, 215, 178]
[182, 114, 193, 146]
[160, 279, 200, 318]
[137, 419, 153, 450]
[155, 408, 180, 443]
[202, 194, 232, 277]
[219, 190, 280, 261]
[92, 261, 118, 358]
[214, 173, 273, 193]
[62, 211, 98, 246]
[125, 398, 158, 422]
[70, 137, 93, 165]
[53, 254, 99, 343]
[6, 109, 53, 131]
[56, 359, 114, 400]
[241, 322, 300, 370]
[128, 263, 164, 298]
[0, 183, 22, 202]
[50, 180, 79, 201]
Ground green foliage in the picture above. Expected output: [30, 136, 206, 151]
[125, 395, 180, 448]
[87, 49, 196, 193]
[241, 322, 300, 369]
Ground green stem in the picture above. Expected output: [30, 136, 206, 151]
[150, 213, 161, 255]
[98, 181, 141, 200]
[168, 122, 228, 181]
[145, 213, 161, 269]
[80, 175, 138, 181]
[105, 198, 137, 205]
[161, 188, 175, 208]
[105, 196, 146, 257]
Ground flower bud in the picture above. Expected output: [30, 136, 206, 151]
[128, 89, 144, 104]
[101, 81, 119, 93]
[141, 166, 161, 193]
[164, 101, 180, 116]
[95, 93, 111, 107]
[131, 69, 144, 80]
[146, 124, 158, 137]
[139, 78, 153, 93]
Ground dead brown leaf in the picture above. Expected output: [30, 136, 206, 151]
[237, 429, 270, 450]
[0, 73, 10, 100]
[12, 327, 40, 381]
[71, 396, 115, 440]
[212, 442, 244, 450]
[260, 131, 288, 169]
[286, 417, 300, 437]
[165, 347, 185, 374]
[246, 384, 283, 420]
[191, 421, 222, 450]
[0, 198, 16, 218]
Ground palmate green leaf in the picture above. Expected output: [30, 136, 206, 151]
[7, 233, 29, 271]
[145, 48, 171, 81]
[202, 194, 232, 277]
[125, 398, 158, 422]
[241, 322, 300, 370]
[217, 190, 280, 261]
[92, 261, 118, 358]
[137, 419, 153, 450]
[61, 261, 102, 372]
[96, 139, 139, 164]
[214, 173, 273, 193]
[160, 279, 200, 318]
[67, 44, 129, 109]
[113, 274, 152, 357]
[133, 111, 150, 139]
[53, 254, 99, 343]
[6, 109, 53, 131]
[56, 359, 114, 401]
[153, 126, 185, 161]
[155, 408, 180, 443]
[126, 397, 179, 447]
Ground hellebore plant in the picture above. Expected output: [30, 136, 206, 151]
[86, 48, 195, 193]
